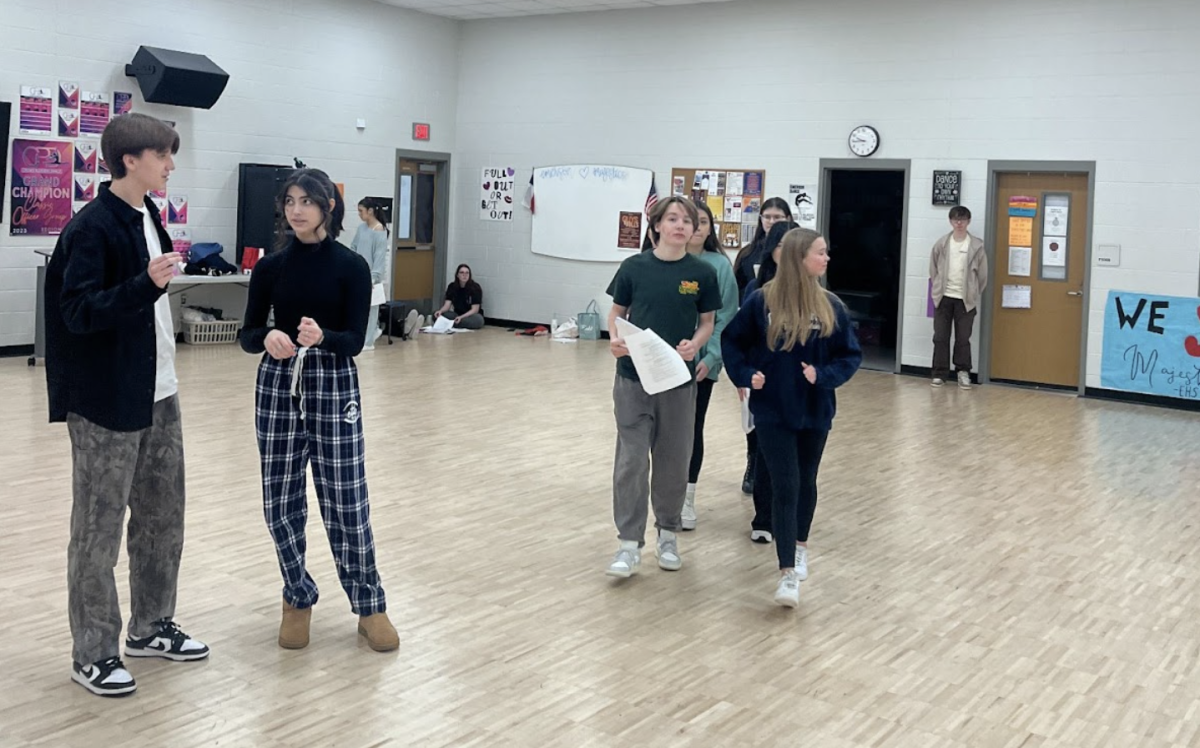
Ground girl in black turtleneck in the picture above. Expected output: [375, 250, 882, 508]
[239, 168, 397, 653]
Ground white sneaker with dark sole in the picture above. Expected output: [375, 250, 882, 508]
[72, 657, 136, 697]
[750, 530, 773, 544]
[125, 619, 210, 662]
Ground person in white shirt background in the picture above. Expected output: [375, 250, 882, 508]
[928, 205, 988, 389]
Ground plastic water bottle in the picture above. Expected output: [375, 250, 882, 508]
[550, 313, 558, 335]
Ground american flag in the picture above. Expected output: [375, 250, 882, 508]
[644, 177, 658, 215]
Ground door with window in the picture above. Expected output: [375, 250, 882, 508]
[393, 159, 439, 310]
[988, 172, 1089, 388]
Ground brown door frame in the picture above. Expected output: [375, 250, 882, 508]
[394, 148, 452, 313]
[981, 161, 1096, 394]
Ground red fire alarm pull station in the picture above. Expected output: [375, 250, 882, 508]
[412, 123, 430, 141]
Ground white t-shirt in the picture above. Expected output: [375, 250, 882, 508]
[944, 235, 970, 300]
[136, 206, 178, 402]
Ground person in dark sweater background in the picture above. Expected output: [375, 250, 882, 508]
[740, 219, 798, 544]
[239, 168, 398, 653]
[722, 227, 862, 609]
[731, 196, 793, 496]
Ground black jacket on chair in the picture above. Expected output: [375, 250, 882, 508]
[44, 183, 171, 432]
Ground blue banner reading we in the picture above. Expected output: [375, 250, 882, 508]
[1101, 291, 1200, 401]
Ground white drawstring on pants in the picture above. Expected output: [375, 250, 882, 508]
[290, 347, 310, 420]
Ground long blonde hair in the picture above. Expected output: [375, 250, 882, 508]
[763, 228, 837, 351]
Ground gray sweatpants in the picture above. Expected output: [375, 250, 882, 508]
[66, 396, 186, 665]
[612, 375, 696, 545]
[444, 311, 485, 330]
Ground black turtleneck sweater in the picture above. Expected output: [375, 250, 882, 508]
[239, 236, 372, 358]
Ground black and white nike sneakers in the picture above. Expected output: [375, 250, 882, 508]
[72, 657, 137, 697]
[124, 619, 210, 662]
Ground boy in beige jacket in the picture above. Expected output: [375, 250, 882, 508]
[929, 206, 988, 389]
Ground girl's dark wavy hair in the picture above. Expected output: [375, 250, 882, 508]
[275, 168, 345, 248]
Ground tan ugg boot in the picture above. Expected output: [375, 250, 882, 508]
[357, 612, 399, 652]
[279, 601, 311, 649]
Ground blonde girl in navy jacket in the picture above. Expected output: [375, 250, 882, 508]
[721, 228, 862, 608]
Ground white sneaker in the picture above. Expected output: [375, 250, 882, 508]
[750, 530, 773, 544]
[606, 541, 641, 578]
[681, 486, 696, 531]
[794, 545, 809, 581]
[958, 371, 972, 389]
[403, 309, 419, 337]
[931, 378, 945, 388]
[774, 570, 801, 608]
[72, 657, 136, 697]
[656, 530, 682, 571]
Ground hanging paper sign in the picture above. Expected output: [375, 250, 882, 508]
[79, 92, 110, 137]
[10, 139, 74, 235]
[1101, 291, 1200, 401]
[113, 91, 133, 117]
[58, 81, 79, 110]
[479, 166, 515, 221]
[58, 109, 79, 138]
[74, 142, 97, 173]
[617, 211, 642, 249]
[168, 195, 188, 224]
[19, 86, 53, 134]
[74, 174, 96, 202]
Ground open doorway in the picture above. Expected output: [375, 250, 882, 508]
[820, 161, 909, 372]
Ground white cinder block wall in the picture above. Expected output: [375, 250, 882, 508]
[0, 0, 460, 347]
[451, 0, 1200, 386]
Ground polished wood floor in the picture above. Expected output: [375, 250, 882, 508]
[3, 331, 1200, 747]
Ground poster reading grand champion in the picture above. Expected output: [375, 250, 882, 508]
[10, 139, 74, 236]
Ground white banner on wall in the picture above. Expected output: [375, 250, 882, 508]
[788, 183, 817, 230]
[480, 166, 516, 221]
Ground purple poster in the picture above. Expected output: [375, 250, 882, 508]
[9, 139, 74, 236]
[114, 91, 133, 117]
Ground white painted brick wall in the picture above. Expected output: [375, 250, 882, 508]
[451, 0, 1200, 387]
[0, 0, 460, 347]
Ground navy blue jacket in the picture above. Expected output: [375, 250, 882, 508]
[721, 289, 862, 432]
[44, 183, 171, 432]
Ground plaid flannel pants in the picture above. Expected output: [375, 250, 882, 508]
[254, 349, 386, 615]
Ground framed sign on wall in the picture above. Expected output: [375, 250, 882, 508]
[932, 170, 962, 206]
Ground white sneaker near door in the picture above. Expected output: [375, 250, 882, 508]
[958, 371, 972, 390]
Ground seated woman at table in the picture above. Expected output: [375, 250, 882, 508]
[433, 264, 485, 329]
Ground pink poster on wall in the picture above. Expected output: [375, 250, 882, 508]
[9, 139, 74, 236]
[74, 174, 96, 202]
[59, 81, 79, 109]
[58, 109, 79, 137]
[113, 91, 133, 116]
[168, 195, 188, 224]
[79, 92, 110, 137]
[74, 141, 97, 173]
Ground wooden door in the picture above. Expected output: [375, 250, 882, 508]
[988, 172, 1089, 387]
[393, 159, 438, 305]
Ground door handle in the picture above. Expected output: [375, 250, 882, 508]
[1067, 291, 1083, 297]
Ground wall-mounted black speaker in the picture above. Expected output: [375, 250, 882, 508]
[124, 46, 229, 109]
